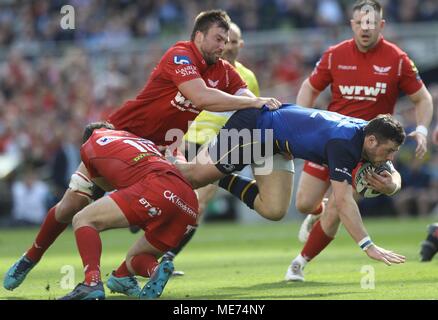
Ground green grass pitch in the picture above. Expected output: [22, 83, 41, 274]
[1, 217, 437, 300]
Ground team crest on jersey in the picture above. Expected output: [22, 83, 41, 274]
[208, 79, 219, 87]
[373, 65, 391, 75]
[96, 136, 119, 145]
[173, 55, 191, 65]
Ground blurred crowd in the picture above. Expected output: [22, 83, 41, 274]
[0, 0, 437, 226]
[1, 0, 438, 48]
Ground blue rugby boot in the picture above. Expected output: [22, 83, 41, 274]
[107, 272, 141, 297]
[4, 255, 36, 290]
[58, 282, 105, 300]
[139, 260, 174, 299]
[420, 223, 438, 262]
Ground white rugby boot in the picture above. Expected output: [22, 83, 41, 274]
[284, 255, 308, 282]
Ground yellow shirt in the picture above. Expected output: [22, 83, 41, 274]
[184, 61, 260, 145]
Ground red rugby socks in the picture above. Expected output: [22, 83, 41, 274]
[26, 206, 68, 263]
[75, 226, 102, 285]
[130, 254, 159, 278]
[301, 220, 333, 261]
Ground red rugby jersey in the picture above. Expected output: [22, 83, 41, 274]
[309, 37, 423, 120]
[108, 41, 247, 145]
[81, 129, 182, 189]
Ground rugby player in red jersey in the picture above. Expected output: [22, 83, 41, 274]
[56, 122, 198, 300]
[285, 0, 434, 281]
[4, 9, 281, 291]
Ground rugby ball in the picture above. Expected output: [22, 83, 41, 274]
[352, 162, 391, 198]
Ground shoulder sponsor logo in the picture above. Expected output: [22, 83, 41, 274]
[164, 190, 197, 219]
[410, 59, 418, 73]
[409, 59, 422, 81]
[338, 65, 357, 70]
[173, 55, 191, 65]
[373, 65, 391, 75]
[175, 65, 198, 77]
[208, 79, 219, 87]
[335, 167, 352, 178]
[339, 82, 387, 101]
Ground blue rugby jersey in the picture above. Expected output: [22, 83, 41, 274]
[257, 104, 367, 184]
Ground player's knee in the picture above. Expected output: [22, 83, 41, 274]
[271, 204, 289, 221]
[258, 202, 288, 221]
[295, 192, 317, 214]
[72, 211, 103, 231]
[71, 212, 87, 230]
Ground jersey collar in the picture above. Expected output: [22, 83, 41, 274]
[352, 35, 384, 55]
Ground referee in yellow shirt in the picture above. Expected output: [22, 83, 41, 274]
[162, 23, 260, 273]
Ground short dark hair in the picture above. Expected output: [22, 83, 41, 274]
[82, 121, 115, 143]
[364, 114, 405, 145]
[352, 0, 383, 17]
[190, 10, 231, 41]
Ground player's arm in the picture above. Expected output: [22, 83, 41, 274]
[331, 179, 405, 265]
[296, 49, 332, 107]
[327, 140, 405, 265]
[407, 85, 434, 158]
[178, 78, 280, 111]
[296, 78, 322, 107]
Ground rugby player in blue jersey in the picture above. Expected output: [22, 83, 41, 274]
[174, 104, 406, 266]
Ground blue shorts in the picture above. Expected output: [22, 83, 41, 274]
[208, 108, 276, 174]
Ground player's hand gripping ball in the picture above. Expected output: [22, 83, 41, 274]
[352, 161, 392, 198]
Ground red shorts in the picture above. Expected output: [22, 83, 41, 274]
[110, 170, 199, 252]
[303, 161, 330, 181]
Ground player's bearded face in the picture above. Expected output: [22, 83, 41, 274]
[363, 137, 399, 166]
[200, 26, 229, 65]
[351, 10, 384, 51]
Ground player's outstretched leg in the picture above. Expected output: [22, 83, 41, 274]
[4, 165, 94, 290]
[420, 223, 438, 262]
[139, 260, 174, 299]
